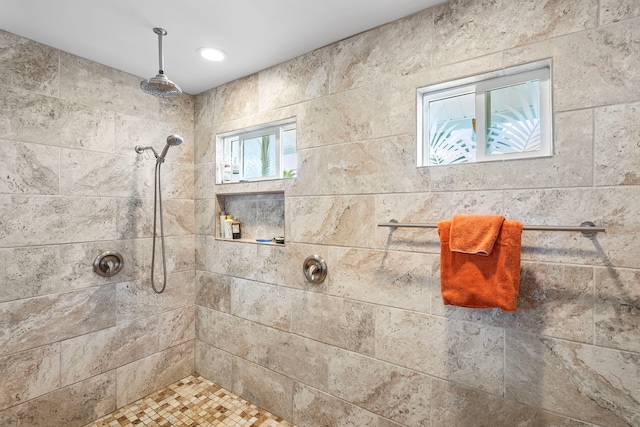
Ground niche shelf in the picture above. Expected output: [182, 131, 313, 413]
[215, 191, 285, 245]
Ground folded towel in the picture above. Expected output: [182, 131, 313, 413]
[438, 219, 523, 312]
[450, 214, 505, 256]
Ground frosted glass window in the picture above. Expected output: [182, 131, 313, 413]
[485, 81, 541, 155]
[417, 60, 552, 166]
[426, 92, 476, 165]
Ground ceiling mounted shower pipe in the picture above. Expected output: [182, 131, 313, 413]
[140, 27, 182, 98]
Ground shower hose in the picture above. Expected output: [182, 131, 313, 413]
[151, 159, 168, 294]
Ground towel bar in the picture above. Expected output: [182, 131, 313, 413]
[378, 220, 605, 236]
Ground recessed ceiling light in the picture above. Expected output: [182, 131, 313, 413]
[198, 47, 226, 62]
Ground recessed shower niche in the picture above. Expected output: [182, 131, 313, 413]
[216, 192, 285, 244]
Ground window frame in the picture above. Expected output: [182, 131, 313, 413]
[417, 60, 553, 167]
[216, 118, 296, 183]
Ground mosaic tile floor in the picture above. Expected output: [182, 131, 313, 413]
[84, 375, 297, 427]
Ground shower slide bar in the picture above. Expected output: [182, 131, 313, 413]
[378, 220, 605, 236]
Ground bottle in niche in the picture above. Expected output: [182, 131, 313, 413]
[232, 218, 241, 239]
[231, 158, 240, 183]
[222, 163, 231, 183]
[219, 211, 226, 238]
[224, 215, 233, 239]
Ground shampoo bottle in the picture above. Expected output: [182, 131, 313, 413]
[231, 158, 240, 183]
[219, 211, 226, 238]
[232, 217, 241, 239]
[224, 215, 233, 239]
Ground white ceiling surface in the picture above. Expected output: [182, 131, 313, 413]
[0, 0, 446, 95]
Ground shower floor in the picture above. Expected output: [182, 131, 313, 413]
[84, 375, 296, 427]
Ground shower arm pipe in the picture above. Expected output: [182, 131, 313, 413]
[156, 27, 166, 73]
[378, 220, 605, 236]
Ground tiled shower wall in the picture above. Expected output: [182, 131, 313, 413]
[194, 1, 640, 426]
[0, 30, 196, 425]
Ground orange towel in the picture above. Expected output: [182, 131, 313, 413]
[438, 218, 523, 312]
[450, 214, 505, 256]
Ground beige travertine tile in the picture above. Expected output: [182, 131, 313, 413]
[595, 101, 640, 185]
[60, 317, 158, 387]
[376, 306, 504, 394]
[326, 135, 431, 195]
[0, 246, 61, 302]
[59, 239, 151, 290]
[377, 418, 404, 427]
[60, 149, 152, 198]
[328, 347, 431, 426]
[196, 306, 252, 358]
[195, 341, 234, 390]
[246, 323, 330, 391]
[0, 371, 116, 427]
[233, 357, 294, 421]
[0, 344, 60, 411]
[432, 261, 595, 343]
[0, 286, 116, 356]
[195, 87, 217, 130]
[156, 235, 196, 272]
[506, 331, 640, 426]
[193, 163, 216, 203]
[116, 341, 194, 408]
[0, 195, 118, 248]
[194, 124, 216, 164]
[504, 187, 640, 268]
[195, 234, 207, 270]
[0, 87, 115, 151]
[196, 271, 232, 312]
[292, 291, 375, 356]
[158, 305, 195, 350]
[59, 51, 160, 121]
[595, 267, 640, 353]
[158, 93, 195, 131]
[259, 45, 330, 110]
[289, 195, 376, 247]
[433, 0, 597, 66]
[116, 270, 195, 324]
[0, 140, 59, 195]
[214, 74, 259, 122]
[374, 190, 504, 252]
[296, 80, 415, 149]
[231, 278, 292, 331]
[292, 383, 378, 427]
[600, 0, 640, 24]
[209, 239, 260, 280]
[114, 113, 194, 163]
[116, 198, 195, 239]
[0, 30, 59, 95]
[287, 145, 333, 197]
[329, 247, 433, 313]
[431, 378, 594, 427]
[256, 242, 330, 291]
[505, 18, 640, 111]
[329, 8, 433, 93]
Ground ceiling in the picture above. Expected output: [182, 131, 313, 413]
[0, 0, 446, 95]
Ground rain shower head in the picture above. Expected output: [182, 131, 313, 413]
[140, 27, 182, 98]
[158, 134, 184, 160]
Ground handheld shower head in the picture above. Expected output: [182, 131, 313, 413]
[158, 134, 184, 160]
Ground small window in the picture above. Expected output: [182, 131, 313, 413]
[417, 60, 552, 166]
[216, 119, 297, 183]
